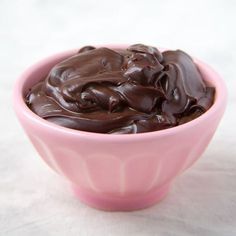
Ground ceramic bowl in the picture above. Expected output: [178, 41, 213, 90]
[13, 46, 227, 211]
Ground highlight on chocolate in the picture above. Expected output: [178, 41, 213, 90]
[25, 44, 215, 134]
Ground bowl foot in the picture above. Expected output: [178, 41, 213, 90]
[72, 183, 170, 211]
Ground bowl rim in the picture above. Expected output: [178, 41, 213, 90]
[13, 45, 227, 142]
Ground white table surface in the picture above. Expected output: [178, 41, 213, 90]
[1, 0, 236, 235]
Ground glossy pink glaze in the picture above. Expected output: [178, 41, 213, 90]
[13, 46, 227, 211]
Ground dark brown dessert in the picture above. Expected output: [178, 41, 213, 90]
[25, 44, 215, 134]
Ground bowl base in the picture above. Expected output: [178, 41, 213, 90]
[72, 183, 170, 211]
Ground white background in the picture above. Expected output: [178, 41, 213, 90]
[1, 0, 236, 235]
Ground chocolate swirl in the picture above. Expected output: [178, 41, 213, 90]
[25, 44, 215, 134]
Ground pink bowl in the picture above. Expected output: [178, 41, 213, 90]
[13, 46, 227, 211]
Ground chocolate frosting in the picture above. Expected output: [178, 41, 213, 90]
[25, 44, 215, 134]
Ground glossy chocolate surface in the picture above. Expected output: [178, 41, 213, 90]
[25, 44, 215, 134]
